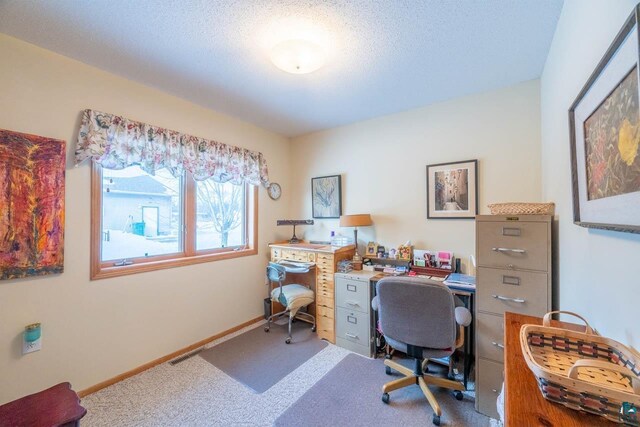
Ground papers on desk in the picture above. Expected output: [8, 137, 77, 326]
[443, 273, 476, 290]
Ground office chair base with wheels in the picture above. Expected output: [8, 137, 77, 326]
[381, 348, 465, 426]
[264, 308, 316, 344]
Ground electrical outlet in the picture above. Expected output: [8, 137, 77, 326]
[23, 337, 42, 354]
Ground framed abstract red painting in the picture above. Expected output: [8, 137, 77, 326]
[0, 129, 66, 280]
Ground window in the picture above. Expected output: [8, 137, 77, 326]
[91, 164, 257, 279]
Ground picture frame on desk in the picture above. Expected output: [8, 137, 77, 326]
[426, 159, 478, 219]
[366, 242, 377, 256]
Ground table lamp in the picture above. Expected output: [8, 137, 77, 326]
[339, 214, 373, 262]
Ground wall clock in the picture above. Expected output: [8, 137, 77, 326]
[268, 182, 282, 200]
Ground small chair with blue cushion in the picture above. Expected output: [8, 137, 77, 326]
[372, 276, 472, 426]
[265, 261, 316, 344]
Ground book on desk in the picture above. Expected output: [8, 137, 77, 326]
[443, 273, 476, 291]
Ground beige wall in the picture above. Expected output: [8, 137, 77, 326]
[541, 0, 640, 347]
[0, 34, 291, 404]
[290, 80, 542, 273]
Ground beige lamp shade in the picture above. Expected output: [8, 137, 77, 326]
[339, 214, 373, 227]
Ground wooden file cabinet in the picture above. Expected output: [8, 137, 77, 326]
[474, 215, 552, 419]
[269, 243, 355, 343]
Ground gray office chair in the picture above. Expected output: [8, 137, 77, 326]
[373, 276, 472, 426]
[265, 261, 316, 344]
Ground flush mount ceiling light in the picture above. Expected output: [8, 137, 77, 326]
[270, 39, 325, 74]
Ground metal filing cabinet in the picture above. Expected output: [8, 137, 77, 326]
[474, 215, 552, 419]
[334, 271, 377, 357]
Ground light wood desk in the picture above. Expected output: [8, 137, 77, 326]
[269, 242, 355, 343]
[504, 312, 612, 426]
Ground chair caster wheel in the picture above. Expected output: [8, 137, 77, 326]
[432, 414, 441, 426]
[454, 391, 463, 401]
[381, 393, 390, 404]
[311, 326, 316, 332]
[285, 338, 291, 344]
[385, 354, 392, 360]
[264, 327, 270, 332]
[385, 366, 392, 375]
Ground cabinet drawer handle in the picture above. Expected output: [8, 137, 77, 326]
[492, 389, 498, 393]
[491, 341, 505, 349]
[492, 247, 526, 254]
[345, 301, 360, 307]
[345, 333, 358, 339]
[492, 294, 525, 303]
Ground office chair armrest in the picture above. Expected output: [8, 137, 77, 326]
[455, 306, 472, 327]
[371, 296, 379, 311]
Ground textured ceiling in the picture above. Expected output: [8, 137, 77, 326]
[0, 0, 563, 137]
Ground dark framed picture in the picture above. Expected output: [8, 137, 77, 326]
[426, 159, 478, 219]
[569, 5, 640, 234]
[311, 174, 342, 218]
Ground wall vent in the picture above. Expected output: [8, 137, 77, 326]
[169, 348, 204, 365]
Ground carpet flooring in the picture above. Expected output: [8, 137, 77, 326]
[81, 321, 493, 426]
[276, 354, 490, 427]
[199, 321, 326, 393]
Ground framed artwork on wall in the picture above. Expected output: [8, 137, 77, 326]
[311, 174, 342, 218]
[0, 129, 66, 280]
[569, 5, 640, 234]
[426, 159, 478, 219]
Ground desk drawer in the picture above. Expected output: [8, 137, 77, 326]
[316, 294, 334, 310]
[316, 287, 334, 300]
[317, 305, 334, 320]
[318, 272, 334, 284]
[476, 312, 505, 363]
[316, 253, 334, 264]
[336, 337, 371, 358]
[317, 316, 334, 341]
[477, 358, 503, 419]
[336, 307, 369, 346]
[477, 221, 549, 271]
[336, 277, 369, 313]
[477, 267, 548, 316]
[317, 280, 334, 293]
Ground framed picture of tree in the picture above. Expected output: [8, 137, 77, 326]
[311, 175, 342, 219]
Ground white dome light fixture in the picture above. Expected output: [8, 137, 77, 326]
[270, 39, 325, 74]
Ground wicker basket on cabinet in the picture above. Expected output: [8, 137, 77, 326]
[488, 202, 555, 215]
[520, 311, 640, 425]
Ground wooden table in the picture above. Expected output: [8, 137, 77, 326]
[504, 312, 613, 426]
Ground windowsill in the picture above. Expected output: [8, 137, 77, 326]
[91, 247, 258, 280]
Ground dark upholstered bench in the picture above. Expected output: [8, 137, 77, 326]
[0, 382, 87, 427]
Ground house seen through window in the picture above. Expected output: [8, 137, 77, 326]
[94, 164, 256, 278]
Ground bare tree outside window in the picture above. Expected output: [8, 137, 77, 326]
[196, 180, 245, 249]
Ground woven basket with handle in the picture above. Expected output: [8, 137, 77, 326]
[488, 202, 555, 215]
[521, 311, 640, 425]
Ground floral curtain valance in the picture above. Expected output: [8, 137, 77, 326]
[75, 109, 270, 186]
